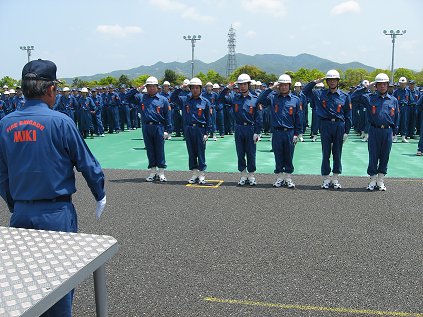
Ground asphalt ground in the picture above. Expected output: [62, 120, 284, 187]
[2, 169, 422, 316]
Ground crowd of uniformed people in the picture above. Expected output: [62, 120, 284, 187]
[1, 70, 422, 190]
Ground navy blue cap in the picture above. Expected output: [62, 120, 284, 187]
[409, 80, 415, 84]
[22, 59, 60, 82]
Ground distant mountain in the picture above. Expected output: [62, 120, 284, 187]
[62, 53, 375, 83]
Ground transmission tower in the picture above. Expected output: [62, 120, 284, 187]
[226, 25, 237, 77]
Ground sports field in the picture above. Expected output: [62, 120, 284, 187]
[84, 129, 423, 179]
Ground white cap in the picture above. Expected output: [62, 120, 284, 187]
[63, 87, 70, 92]
[81, 87, 89, 93]
[212, 83, 220, 89]
[294, 82, 302, 87]
[236, 73, 251, 84]
[189, 77, 202, 86]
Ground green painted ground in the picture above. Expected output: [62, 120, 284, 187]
[84, 129, 423, 178]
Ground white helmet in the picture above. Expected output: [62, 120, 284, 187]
[277, 74, 292, 84]
[325, 69, 340, 79]
[294, 82, 302, 87]
[189, 77, 202, 86]
[236, 73, 251, 84]
[315, 82, 325, 88]
[183, 79, 190, 85]
[145, 76, 159, 85]
[9, 89, 15, 94]
[361, 80, 370, 87]
[81, 87, 89, 93]
[4, 90, 9, 95]
[374, 73, 390, 83]
[212, 83, 220, 89]
[256, 81, 262, 86]
[63, 87, 70, 92]
[3, 85, 8, 89]
[205, 82, 213, 87]
[250, 80, 257, 86]
[398, 76, 407, 84]
[162, 81, 170, 86]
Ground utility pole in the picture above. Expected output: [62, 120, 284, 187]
[20, 45, 35, 63]
[183, 35, 201, 78]
[383, 29, 406, 83]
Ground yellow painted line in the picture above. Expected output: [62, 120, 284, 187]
[185, 180, 224, 188]
[203, 297, 423, 317]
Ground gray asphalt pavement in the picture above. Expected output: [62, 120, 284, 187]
[1, 170, 422, 316]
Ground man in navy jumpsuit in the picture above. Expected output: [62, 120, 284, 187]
[415, 94, 423, 156]
[171, 78, 212, 184]
[352, 73, 400, 190]
[258, 74, 301, 188]
[0, 59, 106, 317]
[218, 73, 262, 186]
[393, 77, 410, 143]
[127, 76, 172, 182]
[303, 70, 352, 189]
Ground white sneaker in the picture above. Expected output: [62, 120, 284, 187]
[332, 179, 342, 189]
[402, 136, 409, 143]
[361, 134, 368, 142]
[146, 173, 156, 182]
[367, 175, 377, 191]
[238, 176, 247, 186]
[248, 175, 257, 186]
[188, 169, 199, 184]
[158, 168, 167, 182]
[311, 135, 317, 142]
[167, 135, 172, 140]
[198, 173, 206, 185]
[377, 173, 386, 191]
[299, 134, 304, 142]
[273, 178, 284, 188]
[213, 134, 217, 141]
[285, 178, 295, 188]
[321, 177, 331, 189]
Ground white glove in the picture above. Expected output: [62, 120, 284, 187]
[95, 196, 106, 219]
[293, 135, 298, 145]
[163, 132, 169, 139]
[137, 113, 141, 119]
[343, 133, 348, 143]
[253, 133, 260, 143]
[203, 135, 208, 142]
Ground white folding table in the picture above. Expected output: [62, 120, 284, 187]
[0, 226, 118, 317]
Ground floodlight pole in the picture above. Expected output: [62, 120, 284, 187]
[20, 45, 35, 63]
[383, 30, 406, 83]
[183, 35, 201, 79]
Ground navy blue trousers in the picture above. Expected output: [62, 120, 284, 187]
[184, 126, 207, 171]
[234, 124, 256, 173]
[142, 124, 166, 169]
[367, 126, 392, 175]
[320, 120, 345, 175]
[272, 129, 295, 174]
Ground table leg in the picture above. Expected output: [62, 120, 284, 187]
[93, 265, 108, 317]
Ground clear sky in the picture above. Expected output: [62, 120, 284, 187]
[1, 0, 422, 80]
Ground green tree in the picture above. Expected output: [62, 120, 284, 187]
[72, 77, 90, 88]
[414, 69, 423, 86]
[342, 68, 370, 89]
[117, 74, 132, 87]
[0, 76, 18, 89]
[393, 68, 416, 83]
[229, 65, 271, 83]
[292, 68, 325, 84]
[162, 69, 178, 85]
[132, 74, 150, 87]
[98, 76, 118, 87]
